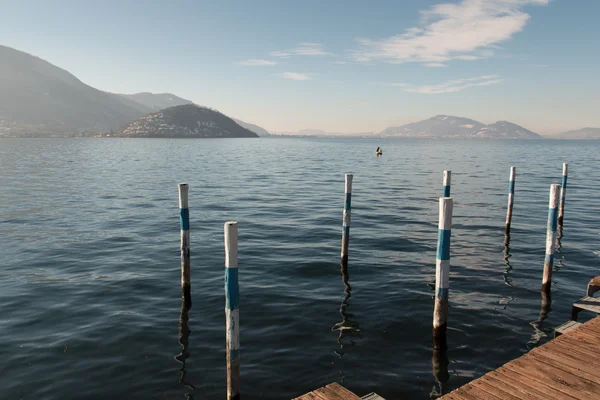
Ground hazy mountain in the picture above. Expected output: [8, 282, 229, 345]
[233, 118, 270, 136]
[548, 127, 600, 139]
[0, 45, 147, 135]
[380, 115, 485, 137]
[483, 121, 540, 139]
[116, 104, 258, 138]
[119, 92, 193, 111]
[379, 115, 542, 139]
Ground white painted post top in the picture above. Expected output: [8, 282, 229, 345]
[439, 197, 453, 231]
[345, 174, 353, 194]
[225, 222, 238, 268]
[443, 170, 451, 186]
[178, 183, 189, 208]
[549, 184, 560, 208]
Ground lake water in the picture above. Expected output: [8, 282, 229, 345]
[1, 138, 599, 399]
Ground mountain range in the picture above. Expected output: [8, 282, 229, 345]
[0, 44, 597, 139]
[379, 115, 541, 139]
[0, 45, 268, 138]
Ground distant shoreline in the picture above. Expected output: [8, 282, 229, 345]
[2, 135, 597, 140]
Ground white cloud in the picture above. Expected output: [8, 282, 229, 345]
[271, 42, 332, 58]
[280, 72, 312, 81]
[237, 59, 277, 66]
[352, 0, 548, 65]
[333, 61, 348, 65]
[402, 75, 503, 94]
[425, 63, 447, 67]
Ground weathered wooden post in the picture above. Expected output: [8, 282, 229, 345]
[178, 183, 191, 308]
[505, 166, 516, 235]
[341, 174, 353, 266]
[542, 184, 560, 293]
[433, 197, 453, 345]
[224, 222, 240, 400]
[442, 170, 451, 197]
[558, 163, 568, 226]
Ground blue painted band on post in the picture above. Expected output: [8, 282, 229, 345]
[225, 267, 239, 310]
[342, 225, 350, 236]
[230, 348, 240, 361]
[562, 175, 567, 190]
[549, 207, 558, 232]
[344, 193, 352, 211]
[436, 287, 449, 301]
[436, 229, 451, 261]
[509, 180, 515, 194]
[544, 253, 554, 265]
[180, 208, 189, 231]
[442, 186, 450, 197]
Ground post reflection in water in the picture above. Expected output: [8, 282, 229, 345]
[430, 337, 449, 399]
[556, 225, 565, 270]
[331, 260, 361, 383]
[528, 289, 552, 349]
[503, 232, 513, 287]
[174, 299, 196, 398]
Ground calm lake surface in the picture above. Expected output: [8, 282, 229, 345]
[1, 138, 599, 399]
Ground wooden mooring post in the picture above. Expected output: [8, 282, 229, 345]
[433, 197, 453, 345]
[542, 184, 560, 293]
[558, 163, 568, 226]
[178, 183, 191, 308]
[224, 222, 240, 400]
[505, 166, 516, 235]
[341, 174, 353, 266]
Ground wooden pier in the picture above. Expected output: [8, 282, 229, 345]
[292, 383, 361, 400]
[440, 316, 600, 399]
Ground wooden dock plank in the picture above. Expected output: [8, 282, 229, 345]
[441, 317, 600, 399]
[554, 343, 600, 368]
[450, 383, 505, 400]
[468, 378, 522, 400]
[488, 368, 573, 400]
[481, 373, 549, 400]
[573, 296, 600, 314]
[579, 317, 600, 335]
[293, 393, 322, 400]
[555, 320, 582, 337]
[293, 383, 361, 400]
[503, 357, 597, 399]
[531, 347, 600, 383]
[587, 276, 600, 296]
[314, 383, 361, 400]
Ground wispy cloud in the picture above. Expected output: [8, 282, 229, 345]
[237, 59, 277, 66]
[424, 63, 447, 67]
[271, 42, 332, 58]
[280, 72, 312, 81]
[351, 0, 548, 65]
[401, 75, 503, 94]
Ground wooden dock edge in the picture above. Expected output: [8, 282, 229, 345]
[440, 316, 600, 399]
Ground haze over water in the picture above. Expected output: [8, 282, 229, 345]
[1, 138, 599, 399]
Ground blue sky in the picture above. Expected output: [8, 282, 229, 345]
[1, 0, 599, 133]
